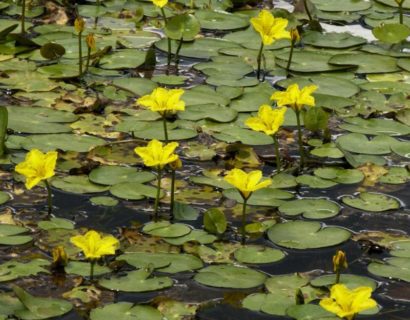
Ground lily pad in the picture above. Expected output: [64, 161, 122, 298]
[38, 217, 74, 230]
[0, 259, 49, 282]
[223, 187, 293, 207]
[279, 199, 340, 219]
[313, 167, 364, 184]
[339, 117, 410, 136]
[51, 176, 109, 194]
[234, 245, 286, 264]
[0, 224, 32, 245]
[368, 257, 410, 282]
[65, 261, 111, 277]
[109, 182, 162, 200]
[89, 166, 155, 186]
[341, 192, 400, 212]
[195, 10, 249, 30]
[310, 274, 377, 290]
[267, 221, 351, 249]
[336, 133, 396, 155]
[142, 221, 192, 238]
[194, 265, 266, 288]
[90, 302, 162, 320]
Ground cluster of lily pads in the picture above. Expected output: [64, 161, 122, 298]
[0, 0, 409, 319]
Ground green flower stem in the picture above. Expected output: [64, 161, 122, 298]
[303, 0, 313, 21]
[160, 8, 171, 66]
[241, 197, 249, 245]
[170, 169, 176, 219]
[256, 42, 264, 81]
[89, 259, 95, 281]
[154, 167, 162, 220]
[44, 180, 53, 216]
[78, 31, 83, 76]
[335, 269, 341, 284]
[295, 109, 305, 168]
[85, 47, 91, 73]
[174, 36, 184, 69]
[162, 114, 169, 143]
[94, 0, 100, 29]
[399, 2, 404, 24]
[21, 0, 26, 34]
[272, 134, 281, 172]
[286, 39, 295, 74]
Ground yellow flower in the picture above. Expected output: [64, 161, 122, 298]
[137, 88, 185, 116]
[134, 139, 179, 169]
[250, 10, 291, 46]
[152, 0, 168, 8]
[224, 168, 272, 200]
[271, 84, 318, 111]
[86, 33, 96, 50]
[70, 230, 119, 260]
[15, 149, 58, 189]
[320, 284, 377, 320]
[333, 250, 348, 272]
[74, 17, 85, 33]
[245, 105, 287, 136]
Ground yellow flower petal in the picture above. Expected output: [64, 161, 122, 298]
[271, 84, 318, 111]
[245, 105, 286, 136]
[137, 87, 185, 115]
[70, 230, 119, 260]
[224, 168, 271, 200]
[134, 139, 179, 169]
[152, 0, 168, 7]
[250, 10, 291, 46]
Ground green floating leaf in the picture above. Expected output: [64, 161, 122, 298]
[194, 265, 267, 289]
[172, 202, 199, 221]
[329, 53, 399, 74]
[142, 221, 192, 238]
[310, 274, 377, 290]
[90, 196, 119, 207]
[286, 304, 338, 320]
[119, 252, 203, 273]
[99, 268, 173, 292]
[99, 49, 148, 69]
[339, 117, 410, 136]
[223, 188, 293, 206]
[0, 259, 49, 282]
[163, 229, 216, 245]
[38, 217, 74, 230]
[341, 192, 400, 212]
[52, 176, 109, 194]
[90, 302, 162, 320]
[379, 167, 410, 184]
[267, 221, 351, 249]
[234, 245, 285, 264]
[296, 175, 338, 189]
[110, 182, 162, 200]
[279, 198, 340, 219]
[390, 240, 410, 258]
[13, 286, 72, 320]
[89, 166, 155, 186]
[368, 257, 410, 282]
[336, 133, 396, 155]
[302, 31, 366, 49]
[203, 208, 227, 235]
[310, 0, 371, 11]
[66, 261, 110, 277]
[0, 224, 32, 245]
[165, 13, 200, 41]
[373, 23, 410, 44]
[313, 167, 364, 184]
[195, 10, 249, 30]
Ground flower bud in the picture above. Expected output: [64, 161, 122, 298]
[74, 17, 85, 33]
[86, 33, 96, 50]
[290, 28, 300, 42]
[169, 158, 182, 171]
[333, 250, 348, 272]
[52, 245, 68, 268]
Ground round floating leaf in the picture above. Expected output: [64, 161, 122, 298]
[38, 217, 74, 230]
[109, 182, 162, 200]
[163, 229, 216, 245]
[21, 133, 105, 152]
[52, 176, 109, 194]
[313, 167, 364, 184]
[0, 259, 49, 282]
[303, 31, 366, 49]
[89, 166, 155, 186]
[165, 14, 200, 41]
[195, 10, 249, 30]
[90, 302, 162, 320]
[0, 192, 10, 205]
[339, 117, 410, 136]
[336, 133, 396, 155]
[13, 286, 72, 320]
[203, 208, 227, 235]
[286, 304, 338, 320]
[341, 192, 400, 212]
[310, 274, 377, 290]
[267, 221, 351, 249]
[296, 175, 338, 188]
[310, 0, 371, 11]
[65, 261, 110, 277]
[234, 245, 285, 264]
[194, 265, 267, 288]
[99, 49, 148, 69]
[90, 196, 119, 207]
[0, 224, 32, 246]
[379, 167, 410, 184]
[40, 42, 66, 60]
[279, 199, 340, 219]
[179, 104, 237, 122]
[119, 252, 203, 273]
[100, 269, 173, 292]
[373, 23, 410, 44]
[329, 53, 399, 74]
[223, 188, 293, 207]
[368, 257, 410, 282]
[391, 240, 410, 258]
[142, 221, 192, 238]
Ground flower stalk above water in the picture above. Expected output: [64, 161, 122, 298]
[70, 230, 119, 280]
[85, 33, 96, 73]
[286, 28, 300, 74]
[245, 105, 287, 171]
[333, 250, 348, 284]
[395, 0, 406, 24]
[136, 88, 185, 143]
[15, 149, 58, 215]
[224, 169, 272, 244]
[250, 10, 290, 81]
[74, 17, 85, 76]
[134, 139, 179, 220]
[271, 83, 318, 168]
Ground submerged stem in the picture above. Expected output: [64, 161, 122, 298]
[273, 134, 281, 172]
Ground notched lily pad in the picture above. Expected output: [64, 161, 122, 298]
[341, 192, 400, 212]
[279, 199, 340, 219]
